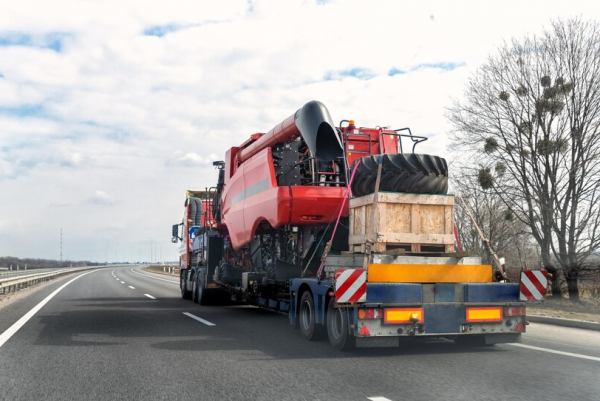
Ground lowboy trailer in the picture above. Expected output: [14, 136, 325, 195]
[172, 101, 547, 350]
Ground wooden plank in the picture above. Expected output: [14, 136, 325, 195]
[411, 203, 421, 234]
[444, 205, 453, 234]
[350, 192, 455, 208]
[376, 232, 455, 245]
[368, 263, 492, 283]
[378, 248, 407, 256]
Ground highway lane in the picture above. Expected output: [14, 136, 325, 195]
[0, 265, 599, 401]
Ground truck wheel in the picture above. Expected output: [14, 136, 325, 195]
[326, 298, 355, 351]
[180, 271, 192, 300]
[197, 271, 209, 306]
[299, 291, 324, 341]
[192, 272, 199, 303]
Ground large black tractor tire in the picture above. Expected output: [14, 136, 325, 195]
[351, 154, 448, 197]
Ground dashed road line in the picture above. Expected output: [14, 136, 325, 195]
[368, 398, 393, 401]
[183, 312, 215, 326]
[144, 294, 156, 300]
[507, 343, 600, 362]
[128, 286, 135, 289]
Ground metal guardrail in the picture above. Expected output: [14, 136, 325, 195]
[0, 265, 127, 296]
[0, 267, 64, 279]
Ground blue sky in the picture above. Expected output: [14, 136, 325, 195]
[0, 0, 595, 262]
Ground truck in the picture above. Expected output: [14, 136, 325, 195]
[172, 100, 547, 350]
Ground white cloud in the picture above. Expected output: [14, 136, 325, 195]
[167, 151, 218, 167]
[0, 0, 595, 261]
[87, 190, 114, 205]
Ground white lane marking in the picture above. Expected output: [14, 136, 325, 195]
[121, 281, 125, 284]
[130, 268, 178, 284]
[0, 270, 97, 348]
[128, 286, 135, 289]
[507, 343, 600, 362]
[183, 312, 216, 326]
[144, 294, 156, 300]
[368, 397, 393, 401]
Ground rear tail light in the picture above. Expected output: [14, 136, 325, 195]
[504, 306, 526, 316]
[358, 308, 382, 319]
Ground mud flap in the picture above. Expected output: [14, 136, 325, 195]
[484, 333, 522, 345]
[356, 337, 400, 348]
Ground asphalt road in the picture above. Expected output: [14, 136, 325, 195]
[1, 266, 599, 401]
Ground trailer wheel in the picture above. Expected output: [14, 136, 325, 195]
[299, 291, 324, 341]
[180, 271, 192, 300]
[326, 298, 355, 351]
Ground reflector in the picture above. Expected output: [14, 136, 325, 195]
[466, 307, 502, 322]
[384, 308, 424, 324]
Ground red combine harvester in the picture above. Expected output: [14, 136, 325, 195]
[173, 101, 546, 350]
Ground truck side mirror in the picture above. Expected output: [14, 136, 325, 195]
[172, 224, 180, 243]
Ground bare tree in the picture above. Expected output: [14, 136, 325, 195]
[448, 18, 600, 300]
[452, 168, 540, 282]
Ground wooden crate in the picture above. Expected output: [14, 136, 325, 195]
[348, 192, 455, 253]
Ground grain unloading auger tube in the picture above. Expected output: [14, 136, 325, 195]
[236, 100, 343, 164]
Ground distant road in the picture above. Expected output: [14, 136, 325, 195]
[1, 266, 599, 401]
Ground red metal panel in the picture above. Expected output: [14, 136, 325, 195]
[288, 186, 348, 224]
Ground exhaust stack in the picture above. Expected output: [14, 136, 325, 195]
[237, 100, 343, 163]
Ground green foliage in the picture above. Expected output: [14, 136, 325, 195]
[478, 168, 494, 189]
[541, 75, 552, 87]
[495, 162, 506, 176]
[516, 85, 529, 96]
[484, 137, 499, 153]
[519, 121, 533, 135]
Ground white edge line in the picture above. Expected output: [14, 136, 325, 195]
[183, 312, 216, 326]
[0, 270, 98, 348]
[128, 286, 135, 289]
[130, 268, 179, 284]
[507, 343, 600, 362]
[144, 294, 156, 300]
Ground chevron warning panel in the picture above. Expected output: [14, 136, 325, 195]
[519, 270, 548, 301]
[335, 269, 367, 303]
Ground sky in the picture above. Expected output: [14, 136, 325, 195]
[0, 0, 597, 263]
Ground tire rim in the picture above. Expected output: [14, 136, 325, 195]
[330, 308, 343, 340]
[301, 300, 312, 331]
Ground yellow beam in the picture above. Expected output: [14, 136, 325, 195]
[368, 264, 492, 283]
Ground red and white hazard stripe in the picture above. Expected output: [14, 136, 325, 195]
[519, 270, 548, 301]
[335, 269, 366, 303]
